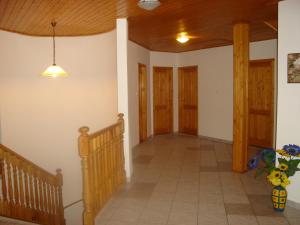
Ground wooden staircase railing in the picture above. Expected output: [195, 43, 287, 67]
[78, 114, 126, 225]
[0, 144, 65, 225]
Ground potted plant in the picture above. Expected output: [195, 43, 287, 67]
[248, 144, 300, 212]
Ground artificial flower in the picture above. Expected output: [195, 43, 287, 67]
[261, 148, 276, 163]
[282, 144, 300, 156]
[279, 163, 288, 171]
[247, 155, 260, 169]
[267, 170, 281, 186]
[280, 173, 291, 188]
[276, 149, 289, 157]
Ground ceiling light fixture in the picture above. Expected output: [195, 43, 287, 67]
[41, 22, 68, 78]
[138, 0, 161, 11]
[176, 32, 189, 43]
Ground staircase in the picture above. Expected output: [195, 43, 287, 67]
[0, 144, 65, 225]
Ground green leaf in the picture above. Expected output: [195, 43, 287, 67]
[278, 158, 288, 164]
[289, 159, 300, 170]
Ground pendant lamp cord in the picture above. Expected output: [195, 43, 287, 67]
[51, 22, 56, 65]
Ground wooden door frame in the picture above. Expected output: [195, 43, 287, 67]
[178, 65, 198, 135]
[138, 63, 147, 142]
[248, 58, 275, 148]
[153, 66, 173, 135]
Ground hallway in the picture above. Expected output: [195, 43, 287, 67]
[95, 135, 299, 225]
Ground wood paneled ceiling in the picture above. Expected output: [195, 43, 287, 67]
[0, 0, 278, 52]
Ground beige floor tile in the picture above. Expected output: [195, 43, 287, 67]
[198, 213, 229, 225]
[171, 201, 198, 214]
[139, 209, 170, 224]
[110, 207, 143, 223]
[287, 217, 300, 225]
[227, 215, 259, 225]
[256, 216, 290, 225]
[225, 203, 254, 215]
[106, 220, 139, 225]
[198, 202, 226, 215]
[223, 193, 250, 204]
[97, 135, 297, 225]
[168, 211, 197, 225]
[174, 190, 198, 204]
[150, 191, 175, 202]
[199, 193, 224, 204]
[284, 206, 300, 218]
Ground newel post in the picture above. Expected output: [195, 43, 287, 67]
[55, 168, 65, 225]
[117, 113, 124, 132]
[78, 127, 94, 225]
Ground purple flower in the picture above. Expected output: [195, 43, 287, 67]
[283, 144, 300, 156]
[248, 155, 260, 170]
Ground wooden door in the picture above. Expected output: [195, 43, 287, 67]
[139, 63, 147, 142]
[178, 66, 198, 135]
[248, 59, 274, 148]
[153, 67, 173, 135]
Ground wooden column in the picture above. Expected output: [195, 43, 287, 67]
[233, 23, 249, 173]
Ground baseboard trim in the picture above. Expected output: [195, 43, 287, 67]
[198, 135, 233, 144]
[287, 199, 300, 210]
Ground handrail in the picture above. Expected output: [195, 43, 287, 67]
[78, 113, 126, 225]
[0, 144, 65, 225]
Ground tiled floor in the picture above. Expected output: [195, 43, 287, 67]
[95, 134, 300, 225]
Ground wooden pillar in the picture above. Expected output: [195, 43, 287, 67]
[233, 23, 249, 173]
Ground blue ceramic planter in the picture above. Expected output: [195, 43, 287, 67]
[272, 186, 287, 212]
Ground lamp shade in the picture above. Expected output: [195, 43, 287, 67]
[41, 64, 68, 78]
[138, 0, 160, 10]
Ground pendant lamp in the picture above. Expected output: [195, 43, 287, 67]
[41, 22, 68, 78]
[138, 0, 161, 11]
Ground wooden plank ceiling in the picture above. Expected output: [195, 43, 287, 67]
[0, 0, 278, 52]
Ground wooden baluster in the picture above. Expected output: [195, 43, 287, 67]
[12, 156, 20, 217]
[55, 169, 64, 225]
[46, 180, 52, 224]
[32, 171, 42, 219]
[43, 177, 48, 218]
[0, 150, 8, 215]
[78, 127, 94, 225]
[6, 153, 14, 216]
[28, 166, 35, 220]
[18, 160, 25, 217]
[54, 183, 60, 225]
[37, 172, 47, 223]
[50, 179, 56, 215]
[23, 166, 30, 217]
[91, 139, 98, 211]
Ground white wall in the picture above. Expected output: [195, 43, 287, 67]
[149, 40, 277, 142]
[0, 30, 118, 225]
[150, 52, 179, 133]
[179, 46, 234, 140]
[277, 0, 300, 204]
[127, 41, 150, 148]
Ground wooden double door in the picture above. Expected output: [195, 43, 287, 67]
[153, 66, 198, 135]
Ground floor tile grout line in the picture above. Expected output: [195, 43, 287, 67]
[212, 141, 230, 225]
[165, 144, 185, 225]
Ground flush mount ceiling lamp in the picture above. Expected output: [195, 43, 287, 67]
[138, 0, 161, 11]
[176, 32, 189, 43]
[41, 22, 68, 78]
